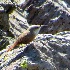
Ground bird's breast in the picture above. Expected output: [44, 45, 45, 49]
[16, 31, 36, 44]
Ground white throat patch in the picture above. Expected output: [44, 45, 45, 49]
[34, 28, 41, 36]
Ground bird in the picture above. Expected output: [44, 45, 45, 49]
[7, 25, 41, 52]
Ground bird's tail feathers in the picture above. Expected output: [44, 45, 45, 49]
[7, 42, 18, 52]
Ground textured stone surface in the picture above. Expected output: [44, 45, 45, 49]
[0, 32, 70, 70]
[0, 0, 70, 70]
[27, 0, 70, 34]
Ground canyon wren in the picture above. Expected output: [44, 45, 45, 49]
[7, 25, 41, 52]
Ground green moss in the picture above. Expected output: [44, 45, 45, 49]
[20, 60, 28, 69]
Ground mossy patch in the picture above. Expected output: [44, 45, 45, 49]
[20, 60, 28, 69]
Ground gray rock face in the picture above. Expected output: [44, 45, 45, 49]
[0, 0, 70, 70]
[27, 0, 70, 34]
[0, 32, 70, 70]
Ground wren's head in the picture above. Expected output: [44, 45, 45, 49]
[28, 25, 41, 36]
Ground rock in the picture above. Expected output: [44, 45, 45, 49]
[0, 31, 70, 70]
[0, 0, 70, 70]
[27, 0, 70, 34]
[0, 13, 9, 31]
